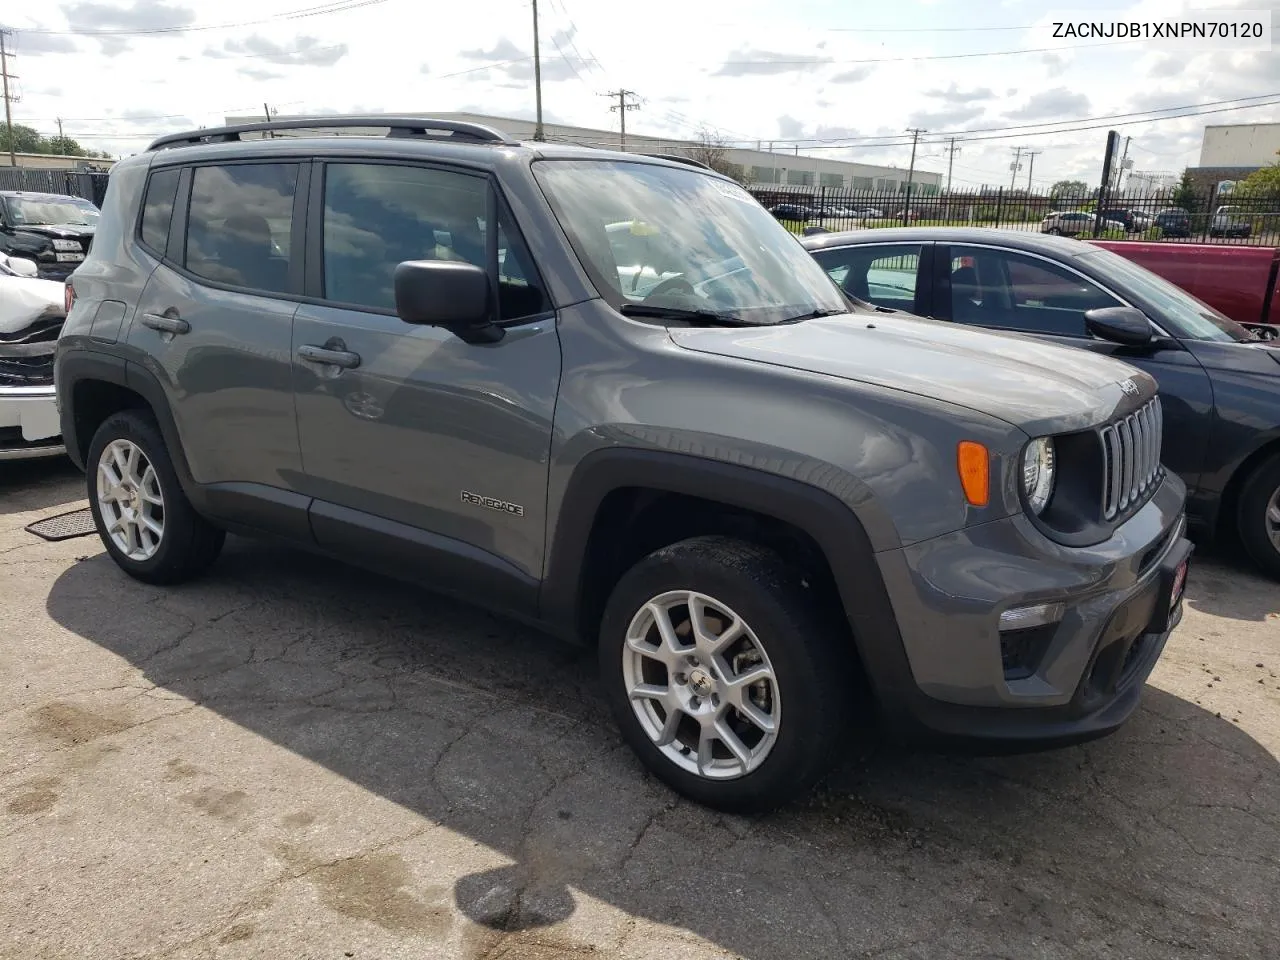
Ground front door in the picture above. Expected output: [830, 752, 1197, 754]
[936, 243, 1214, 492]
[291, 160, 561, 586]
[128, 160, 306, 503]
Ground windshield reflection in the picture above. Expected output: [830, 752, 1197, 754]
[1080, 248, 1251, 343]
[533, 160, 847, 325]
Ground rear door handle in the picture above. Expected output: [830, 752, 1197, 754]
[140, 312, 190, 335]
[297, 343, 361, 369]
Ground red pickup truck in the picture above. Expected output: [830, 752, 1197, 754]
[1089, 240, 1280, 337]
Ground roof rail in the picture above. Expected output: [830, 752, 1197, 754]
[147, 116, 515, 152]
[638, 153, 713, 171]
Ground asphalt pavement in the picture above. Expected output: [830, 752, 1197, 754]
[2, 458, 1277, 960]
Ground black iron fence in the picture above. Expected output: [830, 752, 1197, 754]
[747, 185, 1280, 246]
[0, 167, 112, 207]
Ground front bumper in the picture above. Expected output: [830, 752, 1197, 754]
[0, 387, 65, 460]
[868, 472, 1191, 748]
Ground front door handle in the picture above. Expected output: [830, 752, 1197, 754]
[140, 312, 190, 335]
[297, 343, 361, 369]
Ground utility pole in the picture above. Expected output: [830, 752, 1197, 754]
[603, 89, 639, 151]
[902, 127, 926, 226]
[945, 137, 960, 193]
[1023, 149, 1042, 192]
[531, 0, 544, 140]
[1, 29, 17, 167]
[1009, 146, 1024, 190]
[1113, 135, 1131, 194]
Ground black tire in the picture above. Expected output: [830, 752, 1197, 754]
[1236, 453, 1280, 581]
[598, 535, 856, 813]
[86, 409, 225, 585]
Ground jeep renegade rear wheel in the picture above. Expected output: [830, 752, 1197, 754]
[599, 536, 853, 812]
[87, 410, 224, 585]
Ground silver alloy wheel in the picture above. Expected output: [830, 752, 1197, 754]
[96, 438, 165, 562]
[622, 590, 781, 780]
[1267, 485, 1280, 552]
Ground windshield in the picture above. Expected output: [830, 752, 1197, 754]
[5, 196, 96, 226]
[1077, 248, 1252, 343]
[532, 159, 846, 324]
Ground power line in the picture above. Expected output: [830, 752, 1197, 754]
[719, 92, 1280, 151]
[715, 37, 1143, 69]
[17, 0, 394, 36]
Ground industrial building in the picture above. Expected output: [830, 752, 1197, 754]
[1185, 122, 1280, 193]
[224, 111, 942, 194]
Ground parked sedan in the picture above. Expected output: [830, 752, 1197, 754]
[1041, 211, 1125, 235]
[800, 227, 1280, 578]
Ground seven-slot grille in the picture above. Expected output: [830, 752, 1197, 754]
[1100, 397, 1163, 520]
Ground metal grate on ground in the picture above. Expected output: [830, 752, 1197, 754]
[25, 507, 97, 542]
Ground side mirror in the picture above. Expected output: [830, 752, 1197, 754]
[0, 254, 39, 277]
[393, 260, 503, 344]
[1084, 306, 1154, 346]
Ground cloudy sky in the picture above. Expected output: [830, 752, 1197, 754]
[4, 0, 1278, 189]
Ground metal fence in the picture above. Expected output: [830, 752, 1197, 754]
[747, 185, 1280, 246]
[0, 168, 112, 207]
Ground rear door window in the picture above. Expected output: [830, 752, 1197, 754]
[184, 163, 298, 295]
[810, 244, 923, 312]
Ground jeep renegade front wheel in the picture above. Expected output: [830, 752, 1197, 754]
[87, 410, 225, 585]
[599, 536, 853, 812]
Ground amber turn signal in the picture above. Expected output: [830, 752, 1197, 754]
[957, 441, 990, 507]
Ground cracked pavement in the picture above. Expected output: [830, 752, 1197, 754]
[1, 459, 1278, 959]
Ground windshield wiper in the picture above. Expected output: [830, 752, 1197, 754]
[782, 307, 848, 323]
[619, 303, 755, 326]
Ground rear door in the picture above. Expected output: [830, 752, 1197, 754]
[128, 159, 308, 530]
[290, 158, 560, 591]
[808, 242, 932, 314]
[935, 242, 1215, 491]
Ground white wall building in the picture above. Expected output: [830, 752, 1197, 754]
[1199, 123, 1280, 167]
[224, 111, 942, 194]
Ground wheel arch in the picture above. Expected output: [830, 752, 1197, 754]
[1217, 434, 1280, 542]
[539, 448, 905, 676]
[57, 349, 194, 494]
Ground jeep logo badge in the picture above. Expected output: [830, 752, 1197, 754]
[1119, 379, 1140, 397]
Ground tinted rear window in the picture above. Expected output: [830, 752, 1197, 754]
[140, 168, 180, 254]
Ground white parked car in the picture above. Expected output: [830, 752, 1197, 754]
[1040, 210, 1124, 236]
[1, 253, 65, 460]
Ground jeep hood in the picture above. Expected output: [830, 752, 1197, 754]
[669, 314, 1154, 436]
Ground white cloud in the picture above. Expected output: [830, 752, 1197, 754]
[5, 0, 1276, 184]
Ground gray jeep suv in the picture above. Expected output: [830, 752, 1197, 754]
[56, 117, 1192, 812]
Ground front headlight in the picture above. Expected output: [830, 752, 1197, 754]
[1022, 437, 1056, 514]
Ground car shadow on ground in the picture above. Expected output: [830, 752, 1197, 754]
[0, 456, 82, 517]
[45, 539, 1280, 959]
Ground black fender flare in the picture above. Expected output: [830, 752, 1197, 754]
[55, 347, 195, 496]
[538, 447, 910, 693]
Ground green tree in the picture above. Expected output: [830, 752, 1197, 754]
[1237, 150, 1280, 198]
[0, 123, 46, 155]
[0, 124, 106, 158]
[1049, 179, 1088, 201]
[1170, 169, 1201, 213]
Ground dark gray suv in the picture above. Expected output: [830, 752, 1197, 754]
[56, 117, 1192, 812]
